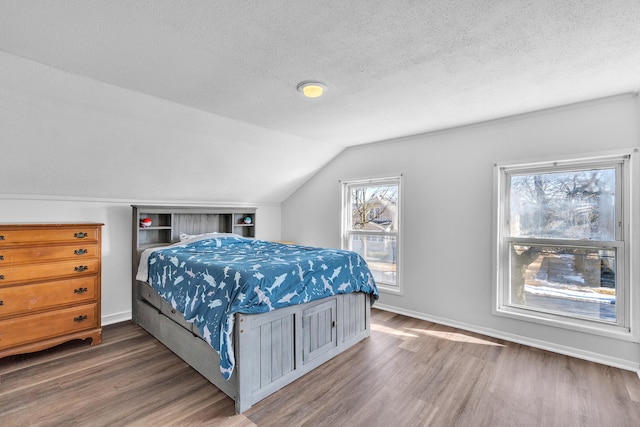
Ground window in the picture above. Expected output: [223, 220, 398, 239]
[342, 176, 401, 292]
[494, 151, 635, 337]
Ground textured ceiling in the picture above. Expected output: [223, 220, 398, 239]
[1, 0, 640, 149]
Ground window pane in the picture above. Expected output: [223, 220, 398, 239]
[350, 184, 398, 231]
[348, 234, 396, 286]
[509, 244, 616, 323]
[509, 168, 616, 240]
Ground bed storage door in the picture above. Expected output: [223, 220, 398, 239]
[302, 298, 337, 364]
[243, 309, 296, 392]
[338, 292, 367, 343]
[236, 306, 297, 411]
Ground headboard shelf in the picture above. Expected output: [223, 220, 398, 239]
[133, 205, 256, 246]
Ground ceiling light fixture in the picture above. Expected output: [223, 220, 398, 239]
[297, 81, 327, 98]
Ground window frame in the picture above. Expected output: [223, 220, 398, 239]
[493, 149, 636, 340]
[341, 175, 402, 294]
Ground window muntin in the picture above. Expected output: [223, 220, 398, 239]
[343, 177, 400, 291]
[496, 155, 631, 335]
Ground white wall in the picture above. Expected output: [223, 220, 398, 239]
[282, 94, 640, 371]
[0, 51, 284, 325]
[0, 51, 334, 203]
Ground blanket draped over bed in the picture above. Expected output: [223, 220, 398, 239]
[139, 236, 378, 379]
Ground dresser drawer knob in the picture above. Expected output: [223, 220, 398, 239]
[73, 315, 88, 322]
[74, 232, 88, 239]
[0, 255, 3, 260]
[0, 275, 4, 280]
[0, 235, 4, 240]
[74, 249, 88, 256]
[74, 266, 88, 272]
[0, 300, 3, 306]
[74, 287, 89, 294]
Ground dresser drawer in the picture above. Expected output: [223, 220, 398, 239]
[0, 258, 100, 285]
[0, 226, 100, 247]
[0, 243, 99, 265]
[0, 303, 98, 349]
[0, 276, 97, 318]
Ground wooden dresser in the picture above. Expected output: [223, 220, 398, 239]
[0, 223, 103, 357]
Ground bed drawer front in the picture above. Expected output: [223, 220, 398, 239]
[0, 276, 97, 318]
[0, 258, 100, 285]
[0, 243, 99, 265]
[0, 303, 98, 349]
[138, 281, 201, 335]
[0, 226, 100, 247]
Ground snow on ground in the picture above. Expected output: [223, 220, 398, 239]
[525, 284, 615, 304]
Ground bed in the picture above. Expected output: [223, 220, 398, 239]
[131, 206, 378, 413]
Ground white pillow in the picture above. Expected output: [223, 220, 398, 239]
[179, 232, 242, 243]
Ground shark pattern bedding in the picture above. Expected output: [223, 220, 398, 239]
[136, 235, 378, 379]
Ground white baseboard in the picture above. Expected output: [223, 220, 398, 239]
[373, 303, 640, 373]
[102, 310, 131, 326]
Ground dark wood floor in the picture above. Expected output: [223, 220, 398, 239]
[1, 309, 639, 426]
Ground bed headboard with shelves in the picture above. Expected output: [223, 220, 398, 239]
[131, 205, 256, 322]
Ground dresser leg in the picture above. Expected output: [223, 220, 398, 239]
[89, 329, 103, 346]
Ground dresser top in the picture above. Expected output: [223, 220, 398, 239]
[0, 223, 103, 228]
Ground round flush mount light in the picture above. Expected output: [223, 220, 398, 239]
[297, 81, 327, 98]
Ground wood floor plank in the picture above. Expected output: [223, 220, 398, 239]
[1, 309, 639, 426]
[622, 369, 640, 402]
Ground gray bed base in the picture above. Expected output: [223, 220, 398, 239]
[135, 281, 371, 413]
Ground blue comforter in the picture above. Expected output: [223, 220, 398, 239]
[145, 236, 378, 379]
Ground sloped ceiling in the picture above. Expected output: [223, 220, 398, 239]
[1, 1, 640, 201]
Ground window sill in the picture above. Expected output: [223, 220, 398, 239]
[494, 305, 634, 342]
[377, 284, 402, 296]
